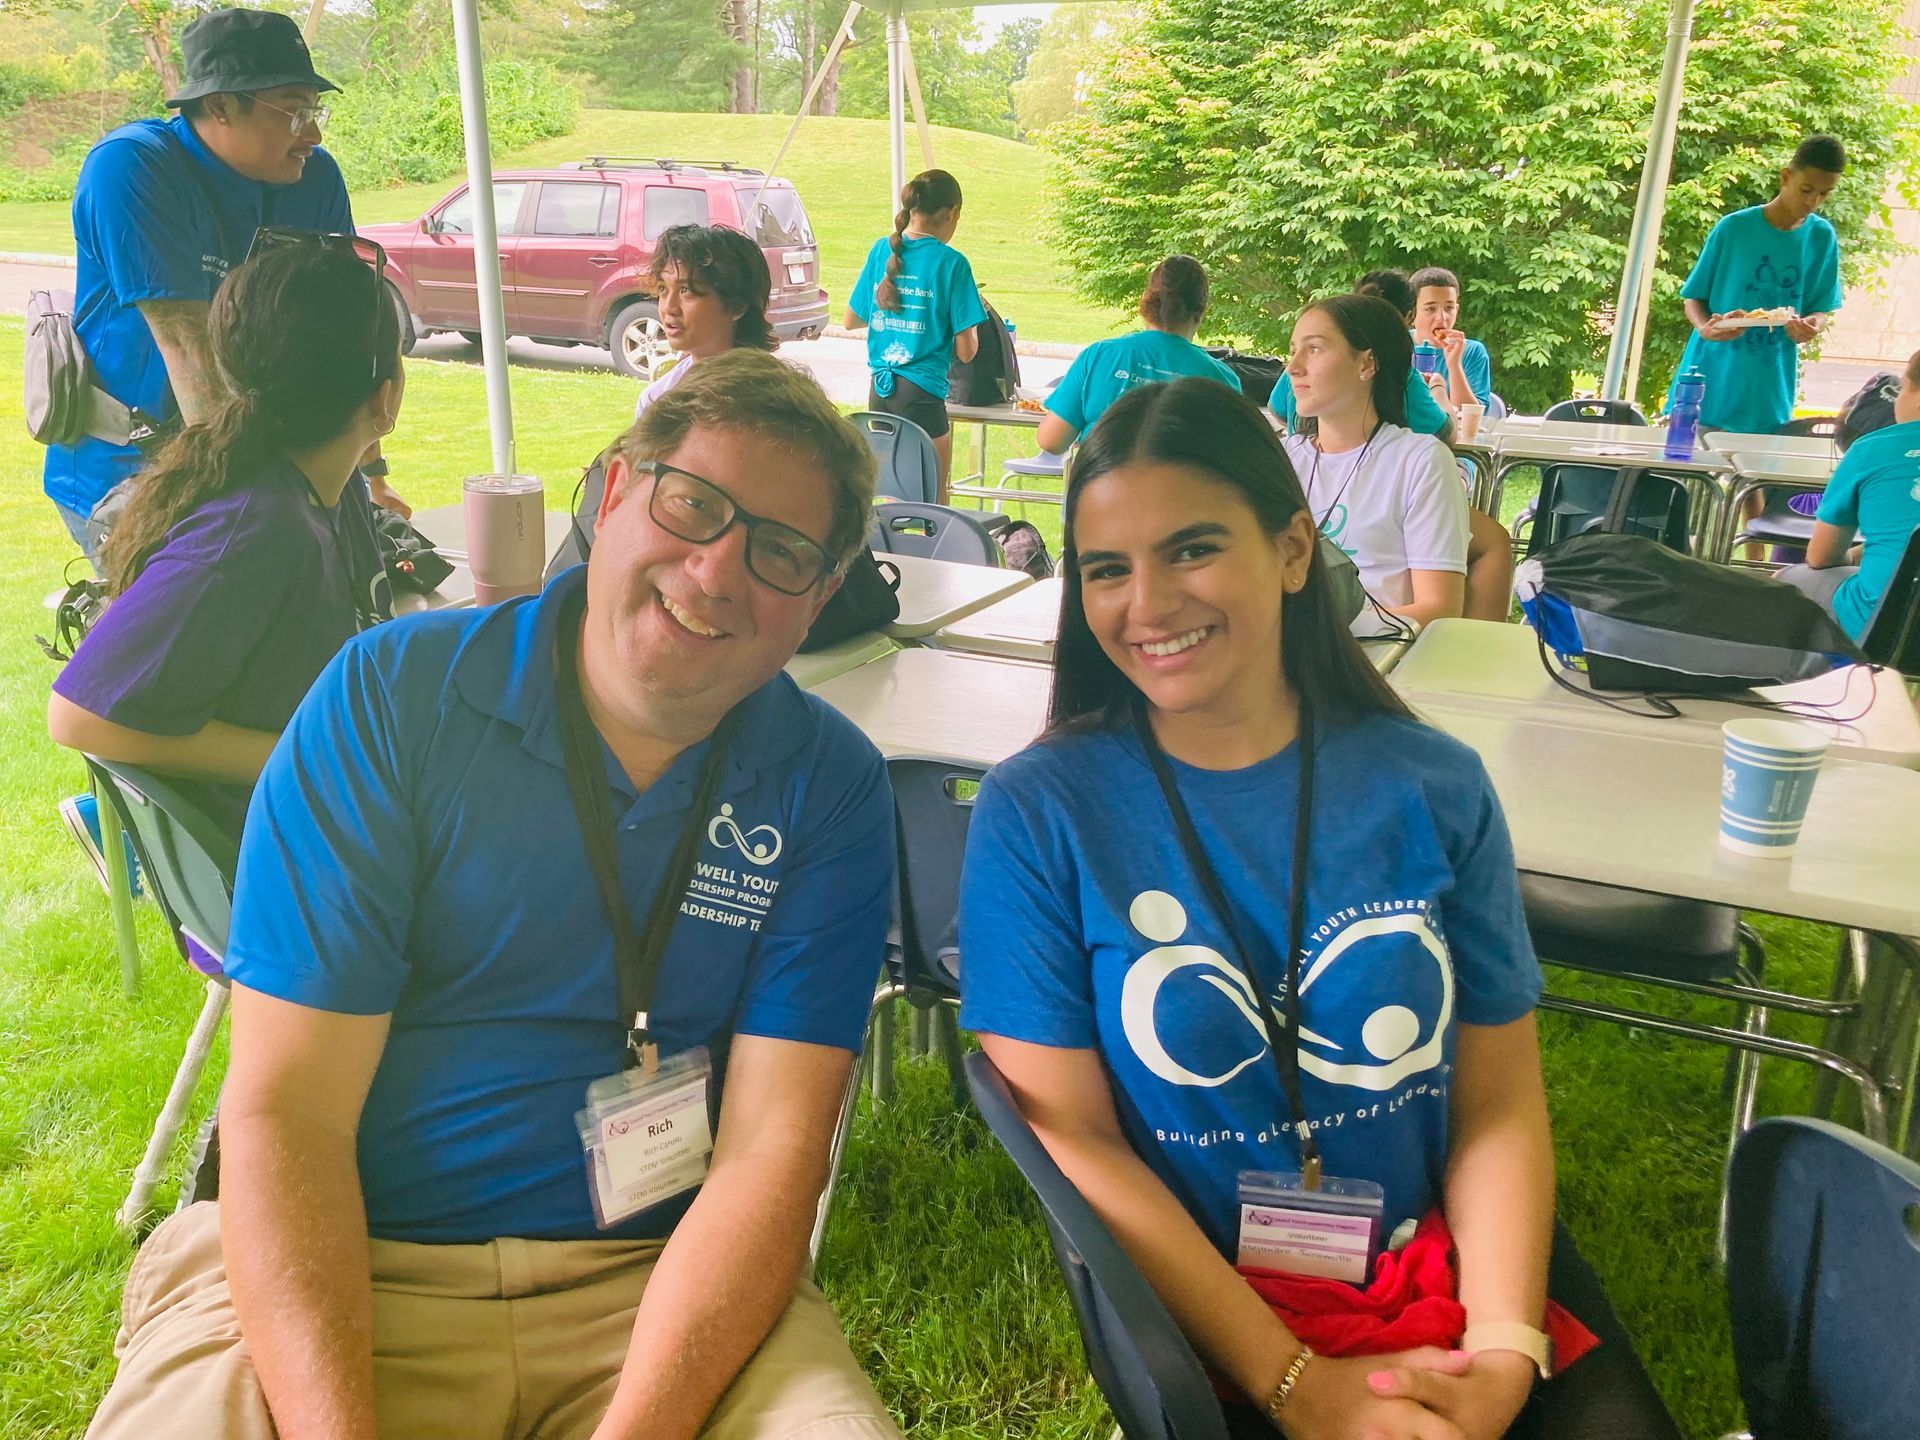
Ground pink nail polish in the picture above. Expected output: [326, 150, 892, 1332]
[1367, 1371, 1392, 1390]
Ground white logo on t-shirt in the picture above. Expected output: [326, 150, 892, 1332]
[1118, 889, 1452, 1093]
[707, 803, 783, 865]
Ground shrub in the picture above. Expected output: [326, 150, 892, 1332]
[0, 62, 60, 115]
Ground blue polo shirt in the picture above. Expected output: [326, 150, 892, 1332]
[222, 568, 895, 1244]
[46, 115, 353, 517]
[1047, 329, 1242, 437]
[1815, 418, 1920, 641]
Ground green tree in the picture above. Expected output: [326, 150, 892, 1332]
[1047, 0, 1919, 410]
[836, 9, 1024, 139]
[1012, 4, 1134, 138]
[557, 0, 743, 112]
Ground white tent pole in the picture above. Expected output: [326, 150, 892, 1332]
[750, 1, 863, 217]
[451, 0, 515, 474]
[900, 26, 933, 169]
[1601, 0, 1697, 403]
[885, 5, 907, 216]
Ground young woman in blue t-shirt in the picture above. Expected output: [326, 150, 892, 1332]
[843, 168, 987, 497]
[957, 379, 1677, 1440]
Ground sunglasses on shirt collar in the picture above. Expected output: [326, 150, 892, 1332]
[244, 226, 390, 384]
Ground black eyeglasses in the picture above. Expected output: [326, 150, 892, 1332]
[645, 461, 835, 596]
[246, 227, 390, 383]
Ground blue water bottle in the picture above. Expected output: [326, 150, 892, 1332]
[1666, 368, 1706, 460]
[1412, 343, 1443, 380]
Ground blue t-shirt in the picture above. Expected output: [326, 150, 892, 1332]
[1046, 330, 1242, 436]
[47, 116, 354, 517]
[1458, 339, 1493, 408]
[1666, 206, 1843, 436]
[1815, 418, 1920, 640]
[848, 233, 988, 400]
[223, 568, 895, 1244]
[1269, 369, 1451, 438]
[957, 716, 1540, 1250]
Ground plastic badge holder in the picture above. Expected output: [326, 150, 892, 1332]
[574, 1046, 715, 1229]
[1237, 1169, 1386, 1284]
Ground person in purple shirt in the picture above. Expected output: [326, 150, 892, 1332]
[47, 240, 401, 839]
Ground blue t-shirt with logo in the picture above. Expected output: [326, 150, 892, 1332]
[1815, 418, 1920, 640]
[1269, 369, 1452, 438]
[1047, 329, 1242, 435]
[848, 233, 988, 400]
[1457, 339, 1493, 408]
[223, 568, 895, 1244]
[47, 116, 354, 517]
[1666, 206, 1842, 436]
[958, 715, 1540, 1250]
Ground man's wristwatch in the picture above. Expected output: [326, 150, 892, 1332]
[1462, 1321, 1553, 1378]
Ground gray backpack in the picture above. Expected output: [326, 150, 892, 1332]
[23, 288, 153, 448]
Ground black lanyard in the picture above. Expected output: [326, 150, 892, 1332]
[1137, 703, 1322, 1186]
[554, 590, 738, 1072]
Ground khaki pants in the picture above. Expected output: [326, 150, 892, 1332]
[87, 1203, 900, 1440]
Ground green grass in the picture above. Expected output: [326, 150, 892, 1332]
[0, 310, 1866, 1438]
[0, 109, 1131, 346]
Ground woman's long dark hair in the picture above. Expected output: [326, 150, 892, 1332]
[876, 168, 963, 312]
[101, 244, 400, 593]
[1046, 378, 1415, 738]
[1292, 292, 1412, 440]
[650, 223, 776, 351]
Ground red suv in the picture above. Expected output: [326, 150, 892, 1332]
[361, 158, 829, 378]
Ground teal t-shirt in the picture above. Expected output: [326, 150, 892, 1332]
[1459, 339, 1493, 408]
[1268, 369, 1451, 437]
[849, 234, 988, 401]
[1665, 206, 1843, 435]
[1046, 330, 1242, 435]
[1815, 418, 1920, 640]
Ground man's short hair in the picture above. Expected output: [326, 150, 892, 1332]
[615, 350, 876, 569]
[181, 93, 255, 122]
[1409, 266, 1461, 297]
[1791, 134, 1846, 174]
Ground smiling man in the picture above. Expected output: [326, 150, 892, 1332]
[45, 8, 405, 558]
[83, 352, 900, 1440]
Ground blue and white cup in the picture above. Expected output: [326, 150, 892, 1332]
[1720, 719, 1829, 856]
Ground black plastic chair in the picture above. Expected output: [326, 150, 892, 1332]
[851, 411, 941, 505]
[1517, 400, 1693, 557]
[870, 501, 1005, 568]
[1724, 1117, 1920, 1438]
[1544, 398, 1647, 427]
[1859, 527, 1920, 676]
[1731, 416, 1840, 558]
[967, 1050, 1231, 1440]
[87, 758, 238, 1230]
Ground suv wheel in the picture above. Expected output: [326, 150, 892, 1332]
[610, 300, 674, 380]
[386, 282, 418, 357]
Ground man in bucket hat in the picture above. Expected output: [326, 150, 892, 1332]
[43, 7, 407, 558]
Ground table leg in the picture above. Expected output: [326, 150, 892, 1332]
[96, 777, 141, 995]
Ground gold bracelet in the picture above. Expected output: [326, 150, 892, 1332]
[1263, 1344, 1314, 1427]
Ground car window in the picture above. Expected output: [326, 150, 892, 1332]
[641, 186, 710, 241]
[435, 183, 528, 237]
[740, 186, 814, 248]
[534, 181, 618, 238]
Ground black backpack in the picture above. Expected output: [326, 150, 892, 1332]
[1837, 372, 1900, 452]
[949, 297, 1021, 406]
[1204, 346, 1287, 399]
[994, 518, 1054, 580]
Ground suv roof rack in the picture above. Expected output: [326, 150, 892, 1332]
[567, 157, 768, 177]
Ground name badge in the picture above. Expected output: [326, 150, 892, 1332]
[1235, 1169, 1385, 1284]
[574, 1046, 714, 1229]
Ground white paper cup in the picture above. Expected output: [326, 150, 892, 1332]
[463, 474, 545, 606]
[1457, 402, 1485, 442]
[1719, 719, 1828, 856]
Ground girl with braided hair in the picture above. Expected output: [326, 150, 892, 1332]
[844, 168, 987, 496]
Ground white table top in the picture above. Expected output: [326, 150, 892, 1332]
[1486, 418, 1667, 448]
[1360, 636, 1418, 675]
[1421, 700, 1920, 935]
[783, 631, 896, 689]
[1728, 451, 1835, 484]
[1390, 619, 1920, 767]
[1490, 432, 1729, 476]
[1705, 430, 1839, 462]
[882, 553, 1034, 639]
[404, 504, 574, 613]
[931, 577, 1063, 662]
[810, 646, 1054, 767]
[947, 402, 1044, 429]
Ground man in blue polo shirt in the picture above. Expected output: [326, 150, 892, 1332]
[47, 8, 405, 554]
[84, 352, 902, 1440]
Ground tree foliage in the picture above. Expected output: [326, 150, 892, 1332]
[1046, 0, 1920, 410]
[1012, 4, 1136, 139]
[836, 10, 1035, 140]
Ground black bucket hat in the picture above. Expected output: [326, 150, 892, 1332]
[165, 8, 339, 108]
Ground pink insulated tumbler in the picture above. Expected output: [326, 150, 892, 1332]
[463, 474, 545, 606]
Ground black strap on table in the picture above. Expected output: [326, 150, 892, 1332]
[554, 589, 739, 1070]
[1137, 702, 1322, 1186]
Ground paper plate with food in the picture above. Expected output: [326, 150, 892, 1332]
[1716, 306, 1798, 330]
[1011, 386, 1049, 415]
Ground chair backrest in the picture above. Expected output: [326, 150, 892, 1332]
[1526, 464, 1692, 558]
[87, 758, 239, 965]
[965, 1051, 1230, 1440]
[871, 501, 1004, 568]
[1726, 1117, 1920, 1439]
[1543, 398, 1646, 426]
[849, 411, 940, 505]
[1486, 393, 1509, 419]
[886, 757, 985, 999]
[1860, 526, 1920, 675]
[1778, 415, 1840, 438]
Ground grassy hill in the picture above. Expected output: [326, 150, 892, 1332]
[0, 109, 1130, 344]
